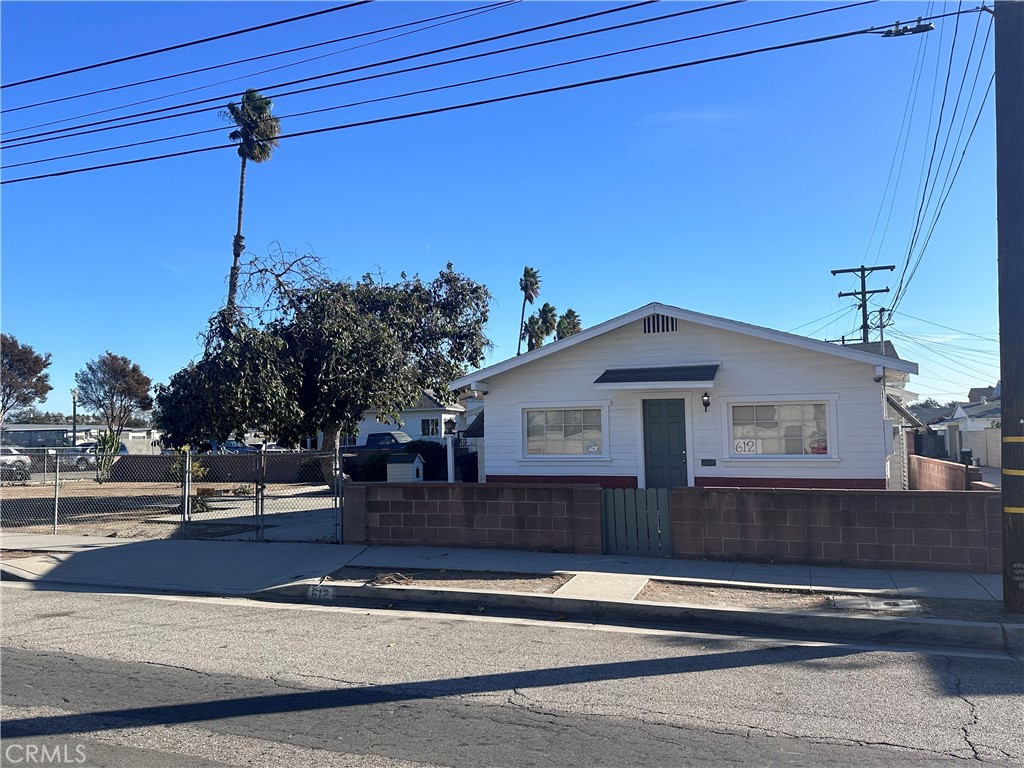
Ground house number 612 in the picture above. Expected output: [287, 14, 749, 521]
[734, 439, 756, 454]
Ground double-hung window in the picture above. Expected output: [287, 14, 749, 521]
[525, 408, 603, 456]
[730, 402, 829, 457]
[421, 418, 440, 437]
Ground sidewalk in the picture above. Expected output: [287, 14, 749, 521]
[1, 533, 1019, 654]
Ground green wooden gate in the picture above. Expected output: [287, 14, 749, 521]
[601, 488, 673, 557]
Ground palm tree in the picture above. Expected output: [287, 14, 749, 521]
[517, 266, 541, 355]
[555, 309, 582, 340]
[537, 302, 558, 339]
[522, 314, 547, 351]
[223, 89, 281, 322]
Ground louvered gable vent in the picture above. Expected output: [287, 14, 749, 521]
[643, 314, 678, 334]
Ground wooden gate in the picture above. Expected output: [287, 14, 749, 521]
[601, 488, 673, 557]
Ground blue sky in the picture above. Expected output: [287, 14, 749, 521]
[1, 1, 1001, 414]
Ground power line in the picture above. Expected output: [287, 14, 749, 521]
[892, 310, 1001, 342]
[889, 71, 994, 313]
[0, 0, 663, 145]
[1, 2, 515, 117]
[2, 18, 909, 186]
[786, 306, 852, 333]
[5, 0, 873, 172]
[0, 3, 373, 89]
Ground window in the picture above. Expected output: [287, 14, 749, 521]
[421, 418, 440, 437]
[731, 403, 828, 456]
[525, 408, 603, 456]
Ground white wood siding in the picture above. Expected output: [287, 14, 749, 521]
[482, 318, 889, 484]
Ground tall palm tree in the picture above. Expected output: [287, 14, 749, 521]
[555, 309, 582, 340]
[223, 89, 281, 322]
[517, 266, 541, 355]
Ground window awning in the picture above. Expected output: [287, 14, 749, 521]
[593, 364, 719, 390]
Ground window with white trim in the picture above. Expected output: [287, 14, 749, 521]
[730, 403, 828, 456]
[525, 408, 603, 456]
[421, 418, 440, 437]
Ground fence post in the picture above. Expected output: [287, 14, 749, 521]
[181, 450, 192, 537]
[52, 450, 60, 535]
[256, 450, 266, 542]
[334, 446, 343, 544]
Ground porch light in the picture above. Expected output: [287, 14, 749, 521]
[702, 392, 711, 412]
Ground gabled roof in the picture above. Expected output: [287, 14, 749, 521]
[845, 340, 901, 360]
[452, 302, 917, 388]
[962, 399, 1001, 420]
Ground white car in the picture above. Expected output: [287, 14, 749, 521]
[0, 447, 29, 471]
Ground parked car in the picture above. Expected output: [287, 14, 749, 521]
[0, 447, 29, 471]
[0, 462, 29, 482]
[198, 440, 259, 455]
[363, 431, 412, 449]
[58, 447, 97, 471]
[74, 441, 129, 456]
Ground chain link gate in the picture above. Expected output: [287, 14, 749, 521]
[1, 447, 342, 542]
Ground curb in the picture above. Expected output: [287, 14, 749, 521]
[258, 580, 1024, 657]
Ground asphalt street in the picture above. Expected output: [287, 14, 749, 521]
[2, 584, 1021, 767]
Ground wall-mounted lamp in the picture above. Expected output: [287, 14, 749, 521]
[701, 392, 711, 412]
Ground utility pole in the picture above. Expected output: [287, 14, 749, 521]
[994, 0, 1023, 614]
[831, 265, 895, 343]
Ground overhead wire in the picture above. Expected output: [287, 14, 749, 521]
[0, 2, 373, 89]
[864, 12, 930, 266]
[888, 6, 992, 314]
[1, 1, 521, 137]
[2, 5, 982, 185]
[5, 0, 878, 171]
[0, 0, 665, 145]
[1, 1, 516, 116]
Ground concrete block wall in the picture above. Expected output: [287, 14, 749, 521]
[343, 483, 602, 554]
[908, 455, 968, 490]
[671, 487, 1002, 573]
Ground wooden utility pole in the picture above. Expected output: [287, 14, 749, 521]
[995, 0, 1024, 614]
[831, 264, 895, 343]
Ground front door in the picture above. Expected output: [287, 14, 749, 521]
[643, 399, 688, 489]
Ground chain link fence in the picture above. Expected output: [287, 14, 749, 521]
[1, 448, 342, 543]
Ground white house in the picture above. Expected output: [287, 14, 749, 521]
[353, 390, 466, 445]
[451, 303, 918, 491]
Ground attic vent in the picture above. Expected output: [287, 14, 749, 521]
[643, 314, 678, 334]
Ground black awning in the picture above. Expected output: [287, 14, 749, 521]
[594, 364, 719, 385]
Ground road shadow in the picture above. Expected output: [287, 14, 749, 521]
[2, 643, 862, 739]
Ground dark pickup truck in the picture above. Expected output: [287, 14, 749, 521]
[362, 431, 412, 449]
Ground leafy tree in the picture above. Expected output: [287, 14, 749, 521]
[275, 266, 490, 455]
[222, 89, 281, 327]
[157, 265, 490, 459]
[74, 352, 153, 444]
[517, 266, 541, 355]
[155, 324, 297, 448]
[0, 334, 52, 422]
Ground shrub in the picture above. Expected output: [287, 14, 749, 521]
[404, 440, 448, 481]
[351, 452, 389, 482]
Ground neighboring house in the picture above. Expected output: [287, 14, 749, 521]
[353, 390, 466, 444]
[933, 399, 1002, 466]
[451, 302, 917, 490]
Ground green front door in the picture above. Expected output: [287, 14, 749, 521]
[643, 399, 688, 489]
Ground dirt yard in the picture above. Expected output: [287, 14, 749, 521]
[326, 567, 574, 594]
